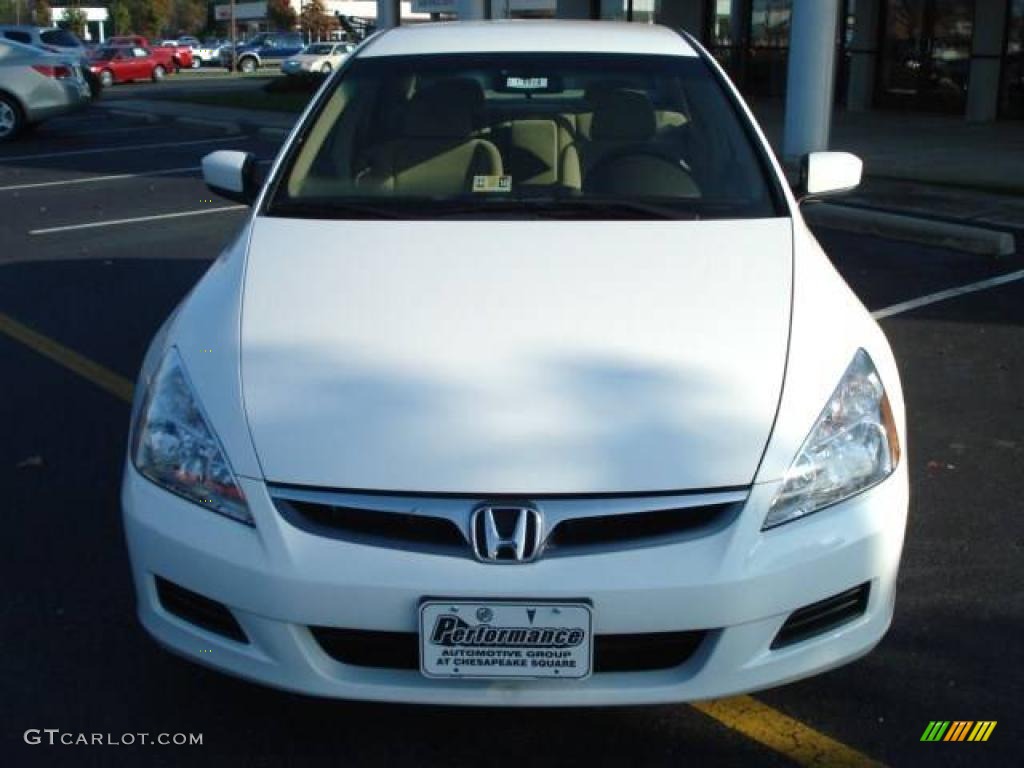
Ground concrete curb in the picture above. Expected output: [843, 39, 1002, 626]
[104, 109, 160, 124]
[805, 203, 1017, 257]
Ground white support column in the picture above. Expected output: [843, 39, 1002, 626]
[99, 20, 105, 43]
[966, 0, 1007, 123]
[846, 0, 879, 112]
[377, 0, 401, 29]
[457, 0, 488, 19]
[782, 0, 840, 160]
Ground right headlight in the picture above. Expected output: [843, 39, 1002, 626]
[131, 347, 252, 525]
[765, 349, 900, 529]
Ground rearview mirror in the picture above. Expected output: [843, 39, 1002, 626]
[202, 150, 259, 205]
[798, 151, 862, 201]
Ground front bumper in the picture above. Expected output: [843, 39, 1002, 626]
[122, 464, 907, 706]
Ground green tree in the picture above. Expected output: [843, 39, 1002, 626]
[109, 0, 131, 35]
[34, 0, 52, 26]
[128, 0, 172, 38]
[63, 5, 88, 37]
[300, 0, 329, 40]
[170, 0, 205, 35]
[268, 0, 297, 32]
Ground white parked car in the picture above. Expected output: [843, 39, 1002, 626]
[281, 41, 355, 75]
[192, 39, 227, 68]
[123, 21, 907, 706]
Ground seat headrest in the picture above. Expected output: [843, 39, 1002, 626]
[590, 88, 656, 142]
[404, 78, 485, 138]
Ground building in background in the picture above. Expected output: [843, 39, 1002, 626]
[213, 0, 433, 37]
[48, 6, 110, 43]
[375, 0, 1023, 122]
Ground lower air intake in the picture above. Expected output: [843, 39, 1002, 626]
[772, 583, 870, 649]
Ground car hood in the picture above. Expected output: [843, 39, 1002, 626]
[240, 217, 793, 493]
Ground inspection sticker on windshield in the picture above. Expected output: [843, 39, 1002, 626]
[420, 601, 592, 680]
[472, 175, 512, 193]
[505, 76, 549, 90]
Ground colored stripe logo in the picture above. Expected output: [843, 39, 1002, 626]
[921, 721, 997, 742]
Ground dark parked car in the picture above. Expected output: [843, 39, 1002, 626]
[221, 32, 304, 72]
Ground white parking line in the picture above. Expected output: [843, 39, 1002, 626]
[29, 206, 247, 235]
[0, 136, 239, 162]
[0, 166, 200, 192]
[872, 269, 1024, 320]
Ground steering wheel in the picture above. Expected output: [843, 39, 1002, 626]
[585, 145, 695, 197]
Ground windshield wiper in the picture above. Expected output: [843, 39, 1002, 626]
[545, 198, 700, 220]
[267, 200, 407, 220]
[428, 198, 695, 220]
[268, 197, 703, 221]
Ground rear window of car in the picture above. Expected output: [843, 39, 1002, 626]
[40, 29, 81, 47]
[268, 52, 785, 221]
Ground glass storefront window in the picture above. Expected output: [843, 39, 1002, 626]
[748, 0, 791, 97]
[877, 0, 973, 113]
[750, 0, 791, 47]
[1004, 0, 1024, 117]
[599, 0, 655, 22]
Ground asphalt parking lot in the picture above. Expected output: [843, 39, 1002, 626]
[1, 102, 1022, 768]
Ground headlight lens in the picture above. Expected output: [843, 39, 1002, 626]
[765, 349, 900, 529]
[132, 348, 252, 524]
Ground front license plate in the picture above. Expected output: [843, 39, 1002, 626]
[419, 600, 592, 680]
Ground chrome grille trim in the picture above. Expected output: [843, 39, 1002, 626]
[268, 485, 749, 558]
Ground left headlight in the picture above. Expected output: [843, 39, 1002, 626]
[132, 348, 252, 525]
[765, 349, 900, 529]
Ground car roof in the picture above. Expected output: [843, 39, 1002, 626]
[0, 36, 71, 58]
[361, 20, 697, 59]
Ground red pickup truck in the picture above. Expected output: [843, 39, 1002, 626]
[106, 36, 193, 71]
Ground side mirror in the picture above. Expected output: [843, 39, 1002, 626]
[202, 150, 259, 205]
[797, 151, 862, 202]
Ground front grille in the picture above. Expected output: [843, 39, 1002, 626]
[772, 583, 870, 649]
[155, 577, 248, 644]
[283, 501, 466, 554]
[270, 485, 746, 559]
[546, 503, 734, 552]
[310, 627, 708, 673]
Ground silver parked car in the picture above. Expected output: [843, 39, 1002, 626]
[0, 39, 90, 141]
[0, 24, 101, 97]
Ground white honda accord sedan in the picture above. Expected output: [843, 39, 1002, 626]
[122, 21, 907, 706]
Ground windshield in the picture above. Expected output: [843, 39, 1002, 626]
[306, 44, 334, 55]
[268, 53, 783, 220]
[91, 48, 117, 60]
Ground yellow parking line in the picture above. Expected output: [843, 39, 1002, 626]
[0, 313, 134, 403]
[1, 313, 887, 767]
[692, 695, 886, 767]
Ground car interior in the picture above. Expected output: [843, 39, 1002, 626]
[283, 55, 772, 213]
